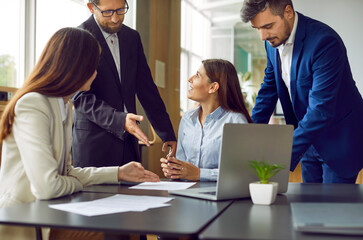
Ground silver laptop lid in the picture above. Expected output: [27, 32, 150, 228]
[169, 123, 293, 201]
[216, 123, 293, 200]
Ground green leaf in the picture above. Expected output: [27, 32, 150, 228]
[247, 158, 285, 183]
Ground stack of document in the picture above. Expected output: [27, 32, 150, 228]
[49, 194, 174, 216]
[291, 202, 363, 235]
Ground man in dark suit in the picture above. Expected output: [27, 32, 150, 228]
[72, 0, 177, 168]
[241, 0, 363, 183]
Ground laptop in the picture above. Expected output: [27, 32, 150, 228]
[168, 123, 294, 201]
[291, 203, 363, 235]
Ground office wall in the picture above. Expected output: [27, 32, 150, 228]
[293, 0, 363, 95]
[137, 0, 181, 176]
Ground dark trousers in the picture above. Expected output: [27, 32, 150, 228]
[122, 134, 139, 165]
[300, 145, 358, 183]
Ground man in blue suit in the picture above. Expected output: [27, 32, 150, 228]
[241, 0, 363, 183]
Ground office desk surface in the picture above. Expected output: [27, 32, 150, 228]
[199, 183, 363, 240]
[0, 182, 230, 239]
[83, 180, 217, 195]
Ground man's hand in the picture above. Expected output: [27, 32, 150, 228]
[125, 113, 150, 146]
[162, 141, 177, 157]
[118, 162, 160, 182]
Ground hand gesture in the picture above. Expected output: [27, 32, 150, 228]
[162, 141, 177, 157]
[125, 113, 150, 146]
[118, 162, 160, 182]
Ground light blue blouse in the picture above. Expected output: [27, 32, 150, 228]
[176, 106, 248, 181]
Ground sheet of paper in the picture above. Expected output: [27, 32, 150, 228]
[129, 181, 196, 191]
[49, 194, 174, 217]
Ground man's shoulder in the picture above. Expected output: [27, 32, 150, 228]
[119, 24, 140, 40]
[298, 12, 339, 39]
[78, 15, 95, 31]
[121, 24, 137, 33]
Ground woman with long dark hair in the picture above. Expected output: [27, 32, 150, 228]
[0, 27, 158, 240]
[161, 59, 253, 181]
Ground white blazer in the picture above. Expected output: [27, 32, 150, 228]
[0, 93, 119, 239]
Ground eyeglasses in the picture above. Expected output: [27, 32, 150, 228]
[91, 2, 129, 17]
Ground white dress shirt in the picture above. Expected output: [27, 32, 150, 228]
[94, 15, 121, 81]
[93, 15, 128, 112]
[106, 33, 121, 78]
[277, 12, 298, 98]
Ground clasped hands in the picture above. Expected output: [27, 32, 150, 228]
[160, 156, 200, 181]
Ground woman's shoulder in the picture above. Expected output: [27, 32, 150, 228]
[182, 107, 199, 119]
[222, 109, 249, 123]
[15, 92, 50, 113]
[18, 92, 47, 103]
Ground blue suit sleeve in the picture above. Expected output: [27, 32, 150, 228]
[290, 34, 347, 170]
[252, 42, 279, 123]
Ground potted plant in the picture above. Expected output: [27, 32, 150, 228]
[248, 159, 285, 205]
[238, 71, 258, 115]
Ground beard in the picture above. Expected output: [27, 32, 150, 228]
[99, 22, 123, 34]
[95, 14, 123, 34]
[268, 18, 291, 48]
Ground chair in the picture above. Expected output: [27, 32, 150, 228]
[138, 124, 157, 168]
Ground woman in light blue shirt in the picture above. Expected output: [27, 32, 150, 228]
[161, 59, 253, 181]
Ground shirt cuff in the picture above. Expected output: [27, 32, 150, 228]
[200, 168, 219, 181]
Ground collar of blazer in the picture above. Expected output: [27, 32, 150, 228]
[269, 12, 307, 105]
[289, 12, 307, 101]
[48, 97, 73, 169]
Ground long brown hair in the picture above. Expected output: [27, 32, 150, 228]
[0, 27, 101, 142]
[202, 59, 253, 123]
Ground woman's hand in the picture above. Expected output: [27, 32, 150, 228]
[160, 157, 200, 181]
[118, 162, 160, 182]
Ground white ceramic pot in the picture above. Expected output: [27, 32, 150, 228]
[249, 181, 278, 205]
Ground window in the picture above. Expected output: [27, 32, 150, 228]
[0, 0, 137, 88]
[180, 0, 211, 114]
[35, 0, 136, 60]
[35, 0, 91, 60]
[0, 0, 22, 87]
